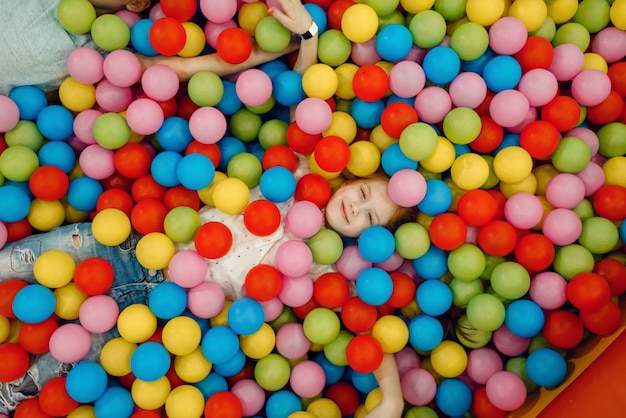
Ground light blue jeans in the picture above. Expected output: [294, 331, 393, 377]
[0, 222, 165, 413]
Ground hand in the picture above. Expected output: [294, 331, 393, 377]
[363, 398, 404, 418]
[268, 0, 314, 35]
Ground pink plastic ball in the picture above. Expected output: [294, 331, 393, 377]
[275, 240, 313, 278]
[49, 324, 92, 363]
[571, 69, 612, 106]
[188, 106, 227, 144]
[529, 271, 568, 310]
[231, 379, 265, 417]
[199, 0, 237, 24]
[73, 109, 102, 145]
[545, 173, 586, 209]
[278, 275, 313, 307]
[285, 200, 324, 239]
[168, 250, 208, 288]
[375, 251, 404, 272]
[400, 367, 437, 406]
[203, 19, 237, 49]
[95, 79, 133, 112]
[141, 64, 180, 102]
[565, 127, 599, 157]
[187, 281, 225, 318]
[79, 144, 116, 180]
[389, 60, 426, 99]
[575, 161, 605, 196]
[351, 37, 382, 66]
[486, 371, 527, 411]
[542, 208, 583, 246]
[448, 72, 487, 109]
[489, 89, 530, 128]
[506, 106, 538, 134]
[548, 43, 585, 81]
[290, 360, 326, 398]
[503, 192, 543, 229]
[125, 97, 165, 135]
[67, 47, 105, 85]
[388, 169, 427, 207]
[275, 322, 311, 359]
[115, 9, 141, 28]
[335, 245, 372, 281]
[259, 297, 283, 322]
[235, 68, 273, 107]
[103, 49, 142, 88]
[492, 324, 530, 357]
[488, 17, 528, 55]
[517, 68, 558, 107]
[0, 222, 8, 250]
[466, 347, 503, 385]
[0, 95, 20, 133]
[395, 347, 421, 378]
[79, 294, 119, 334]
[294, 97, 333, 135]
[148, 2, 165, 19]
[414, 86, 451, 124]
[590, 27, 626, 63]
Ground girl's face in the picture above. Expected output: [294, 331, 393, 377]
[324, 178, 398, 238]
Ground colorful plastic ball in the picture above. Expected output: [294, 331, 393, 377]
[465, 346, 503, 386]
[91, 208, 132, 246]
[502, 192, 542, 230]
[422, 46, 461, 86]
[274, 322, 310, 360]
[130, 341, 171, 382]
[31, 250, 74, 289]
[489, 89, 530, 128]
[290, 360, 326, 399]
[407, 9, 446, 49]
[93, 386, 134, 418]
[48, 323, 91, 363]
[163, 316, 202, 357]
[253, 353, 291, 393]
[38, 376, 78, 417]
[525, 347, 567, 388]
[430, 340, 468, 378]
[303, 307, 341, 345]
[117, 303, 157, 343]
[66, 361, 108, 403]
[543, 309, 585, 350]
[489, 16, 528, 55]
[466, 293, 506, 332]
[504, 299, 544, 339]
[485, 371, 527, 411]
[226, 297, 264, 336]
[12, 284, 56, 324]
[493, 325, 529, 355]
[175, 153, 214, 191]
[375, 23, 412, 61]
[0, 95, 20, 134]
[27, 165, 66, 203]
[234, 68, 273, 107]
[148, 17, 186, 56]
[147, 282, 186, 320]
[415, 279, 451, 317]
[253, 15, 291, 53]
[389, 60, 425, 99]
[435, 378, 472, 417]
[90, 13, 130, 51]
[399, 367, 436, 407]
[351, 64, 388, 103]
[567, 272, 611, 312]
[164, 385, 205, 418]
[571, 69, 612, 106]
[204, 391, 243, 418]
[36, 104, 74, 141]
[483, 55, 523, 93]
[579, 299, 622, 336]
[340, 3, 378, 43]
[78, 294, 118, 334]
[125, 98, 164, 136]
[214, 27, 251, 65]
[541, 208, 582, 246]
[408, 314, 443, 351]
[0, 343, 29, 382]
[141, 64, 180, 102]
[355, 267, 394, 307]
[345, 334, 383, 374]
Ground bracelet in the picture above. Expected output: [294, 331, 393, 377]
[301, 21, 318, 40]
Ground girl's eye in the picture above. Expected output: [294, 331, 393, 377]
[361, 186, 366, 199]
[368, 212, 374, 225]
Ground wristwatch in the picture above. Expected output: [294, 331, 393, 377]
[301, 21, 318, 39]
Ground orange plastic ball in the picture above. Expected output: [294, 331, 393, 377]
[457, 189, 497, 227]
[352, 64, 389, 103]
[540, 95, 581, 132]
[387, 271, 417, 309]
[163, 185, 201, 211]
[39, 376, 79, 417]
[114, 143, 153, 179]
[513, 36, 554, 73]
[29, 165, 69, 202]
[313, 135, 351, 172]
[149, 17, 187, 56]
[18, 317, 59, 355]
[160, 0, 197, 21]
[286, 121, 321, 155]
[294, 173, 332, 209]
[13, 397, 51, 418]
[346, 334, 384, 374]
[204, 391, 243, 418]
[313, 272, 350, 309]
[340, 296, 378, 333]
[216, 27, 253, 65]
[130, 198, 168, 234]
[243, 199, 281, 236]
[519, 120, 561, 160]
[194, 221, 233, 259]
[261, 145, 298, 172]
[74, 257, 115, 295]
[244, 264, 283, 302]
[0, 279, 29, 319]
[469, 116, 504, 154]
[0, 343, 30, 382]
[429, 212, 467, 251]
[477, 219, 517, 257]
[96, 188, 134, 217]
[380, 102, 418, 139]
[131, 174, 168, 202]
[186, 141, 221, 168]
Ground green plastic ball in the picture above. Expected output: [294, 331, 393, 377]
[529, 15, 556, 41]
[597, 122, 626, 158]
[480, 255, 506, 280]
[490, 261, 531, 300]
[456, 314, 493, 348]
[378, 10, 406, 29]
[187, 71, 224, 107]
[0, 145, 39, 182]
[449, 21, 490, 61]
[4, 120, 44, 151]
[226, 152, 263, 188]
[578, 216, 620, 254]
[90, 14, 131, 52]
[254, 353, 291, 391]
[505, 357, 538, 392]
[571, 198, 595, 221]
[573, 0, 611, 34]
[318, 29, 352, 67]
[93, 112, 131, 150]
[303, 307, 341, 345]
[434, 0, 468, 21]
[408, 10, 447, 49]
[479, 155, 500, 190]
[255, 16, 292, 53]
[307, 228, 344, 265]
[447, 243, 486, 281]
[365, 0, 401, 17]
[268, 307, 298, 332]
[551, 136, 591, 174]
[443, 107, 482, 145]
[394, 222, 430, 260]
[56, 0, 97, 34]
[552, 22, 591, 51]
[228, 109, 262, 142]
[245, 95, 276, 115]
[553, 244, 595, 280]
[449, 278, 484, 308]
[405, 406, 440, 418]
[465, 293, 505, 332]
[163, 206, 202, 243]
[399, 122, 439, 161]
[323, 330, 353, 366]
[258, 119, 288, 149]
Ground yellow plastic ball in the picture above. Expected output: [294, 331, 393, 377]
[212, 177, 250, 215]
[430, 340, 468, 378]
[602, 156, 626, 187]
[309, 153, 343, 180]
[136, 232, 176, 271]
[54, 282, 88, 320]
[371, 315, 409, 354]
[100, 337, 137, 377]
[353, 405, 367, 418]
[34, 249, 76, 288]
[450, 153, 490, 190]
[238, 1, 269, 36]
[533, 163, 560, 195]
[341, 4, 379, 43]
[64, 202, 90, 224]
[174, 346, 212, 383]
[493, 146, 534, 183]
[334, 63, 358, 100]
[546, 0, 578, 24]
[197, 171, 227, 207]
[364, 387, 383, 413]
[59, 77, 96, 112]
[444, 178, 466, 212]
[307, 398, 342, 418]
[240, 323, 276, 359]
[466, 0, 506, 26]
[132, 376, 171, 411]
[583, 52, 608, 73]
[289, 413, 316, 418]
[27, 199, 66, 232]
[508, 0, 548, 32]
[162, 316, 202, 356]
[499, 173, 538, 198]
[369, 125, 396, 153]
[323, 111, 357, 143]
[91, 208, 132, 246]
[303, 63, 339, 100]
[67, 405, 96, 418]
[210, 300, 232, 327]
[346, 140, 381, 177]
[117, 304, 157, 343]
[178, 22, 206, 58]
[400, 0, 436, 14]
[0, 315, 10, 343]
[419, 136, 456, 174]
[165, 385, 205, 418]
[610, 0, 626, 30]
[6, 320, 21, 344]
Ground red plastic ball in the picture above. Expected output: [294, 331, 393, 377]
[0, 279, 29, 319]
[163, 185, 201, 211]
[39, 376, 79, 417]
[586, 90, 624, 125]
[186, 141, 220, 168]
[158, 97, 178, 119]
[387, 271, 417, 309]
[204, 391, 243, 418]
[471, 385, 507, 418]
[13, 397, 52, 418]
[177, 95, 201, 120]
[18, 317, 58, 355]
[160, 0, 197, 21]
[380, 102, 419, 139]
[313, 272, 350, 309]
[74, 257, 115, 295]
[542, 310, 584, 349]
[513, 36, 554, 73]
[477, 220, 517, 257]
[286, 121, 321, 154]
[346, 334, 384, 374]
[194, 221, 233, 259]
[294, 173, 332, 209]
[607, 61, 626, 97]
[457, 189, 497, 227]
[593, 257, 626, 296]
[244, 264, 283, 302]
[243, 199, 281, 236]
[341, 296, 378, 333]
[29, 165, 69, 202]
[131, 198, 168, 234]
[6, 219, 33, 243]
[114, 143, 153, 179]
[514, 233, 555, 273]
[100, 171, 134, 193]
[592, 184, 626, 222]
[216, 27, 253, 65]
[567, 272, 611, 311]
[149, 17, 187, 56]
[469, 116, 504, 154]
[292, 297, 321, 320]
[327, 0, 356, 30]
[261, 145, 298, 172]
[352, 64, 389, 103]
[325, 381, 360, 417]
[540, 95, 581, 132]
[486, 190, 507, 220]
[313, 135, 351, 172]
[579, 299, 622, 336]
[519, 120, 561, 160]
[429, 212, 467, 251]
[0, 343, 30, 382]
[475, 90, 495, 117]
[131, 174, 168, 203]
[96, 188, 134, 217]
[131, 411, 162, 418]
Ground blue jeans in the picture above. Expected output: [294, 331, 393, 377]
[0, 222, 165, 414]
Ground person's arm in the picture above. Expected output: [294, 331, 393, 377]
[364, 353, 405, 418]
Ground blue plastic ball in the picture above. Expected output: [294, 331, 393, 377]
[148, 282, 188, 320]
[417, 179, 453, 216]
[130, 342, 171, 382]
[408, 314, 444, 351]
[435, 378, 473, 417]
[453, 143, 471, 157]
[505, 299, 545, 338]
[0, 185, 31, 223]
[130, 19, 158, 56]
[620, 219, 626, 243]
[312, 352, 345, 385]
[460, 47, 496, 75]
[350, 98, 385, 129]
[260, 166, 296, 203]
[66, 176, 104, 211]
[8, 85, 47, 121]
[195, 372, 229, 400]
[183, 310, 211, 335]
[216, 80, 243, 115]
[94, 386, 134, 418]
[304, 3, 327, 34]
[12, 284, 56, 324]
[376, 24, 413, 62]
[266, 390, 302, 418]
[227, 297, 265, 336]
[381, 142, 418, 176]
[151, 150, 182, 187]
[526, 348, 567, 388]
[38, 141, 76, 173]
[259, 59, 290, 80]
[494, 133, 521, 154]
[358, 225, 395, 263]
[355, 267, 393, 307]
[156, 116, 192, 153]
[201, 325, 240, 364]
[177, 153, 215, 190]
[66, 361, 108, 403]
[416, 279, 453, 316]
[272, 70, 305, 107]
[482, 55, 522, 92]
[36, 105, 74, 141]
[413, 245, 448, 280]
[386, 94, 415, 106]
[217, 136, 246, 171]
[350, 370, 378, 394]
[212, 348, 246, 377]
[422, 46, 461, 85]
